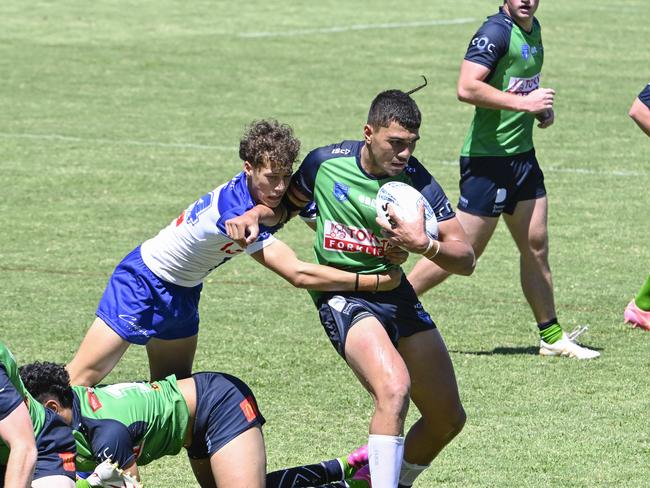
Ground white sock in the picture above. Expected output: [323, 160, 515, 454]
[399, 459, 430, 486]
[368, 434, 404, 488]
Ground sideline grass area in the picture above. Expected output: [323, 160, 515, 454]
[1, 1, 648, 486]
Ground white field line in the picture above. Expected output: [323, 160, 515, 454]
[439, 160, 646, 177]
[238, 18, 477, 39]
[0, 132, 644, 177]
[0, 132, 236, 151]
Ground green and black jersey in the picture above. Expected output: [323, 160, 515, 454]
[70, 376, 189, 471]
[461, 6, 544, 157]
[290, 140, 454, 297]
[0, 342, 46, 465]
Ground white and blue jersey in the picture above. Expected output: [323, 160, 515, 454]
[141, 171, 280, 287]
[97, 171, 283, 344]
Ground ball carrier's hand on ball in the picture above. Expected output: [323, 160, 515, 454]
[376, 203, 438, 257]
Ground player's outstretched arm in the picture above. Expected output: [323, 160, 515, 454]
[458, 60, 554, 115]
[377, 204, 475, 276]
[629, 97, 650, 136]
[0, 401, 37, 488]
[251, 239, 402, 291]
[225, 204, 286, 247]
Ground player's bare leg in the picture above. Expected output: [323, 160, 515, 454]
[398, 329, 465, 465]
[66, 317, 130, 386]
[503, 197, 556, 323]
[189, 426, 266, 488]
[146, 335, 198, 381]
[344, 316, 410, 488]
[408, 211, 498, 295]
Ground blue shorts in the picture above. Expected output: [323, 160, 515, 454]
[186, 373, 265, 459]
[33, 409, 77, 481]
[96, 246, 203, 345]
[457, 149, 546, 217]
[317, 275, 436, 359]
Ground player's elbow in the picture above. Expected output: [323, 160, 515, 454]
[457, 83, 475, 104]
[285, 264, 312, 289]
[457, 248, 477, 276]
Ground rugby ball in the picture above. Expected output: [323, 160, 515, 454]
[376, 182, 438, 239]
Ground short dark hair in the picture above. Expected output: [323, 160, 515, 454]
[367, 90, 422, 131]
[239, 119, 301, 171]
[20, 361, 74, 409]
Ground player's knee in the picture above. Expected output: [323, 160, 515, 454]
[374, 378, 411, 417]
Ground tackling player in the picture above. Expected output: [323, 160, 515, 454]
[406, 0, 600, 359]
[624, 83, 650, 329]
[20, 362, 370, 488]
[229, 89, 475, 488]
[66, 119, 403, 387]
[0, 342, 76, 488]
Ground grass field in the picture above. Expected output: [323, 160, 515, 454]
[1, 1, 649, 486]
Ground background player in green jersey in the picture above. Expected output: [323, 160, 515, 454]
[230, 89, 475, 488]
[21, 362, 371, 488]
[623, 83, 650, 330]
[0, 342, 77, 488]
[407, 0, 600, 359]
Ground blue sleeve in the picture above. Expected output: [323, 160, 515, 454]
[85, 418, 136, 469]
[0, 367, 23, 422]
[464, 17, 511, 72]
[639, 84, 650, 108]
[407, 159, 455, 223]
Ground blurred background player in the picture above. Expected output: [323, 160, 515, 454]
[20, 362, 370, 488]
[407, 0, 600, 359]
[623, 82, 650, 329]
[0, 342, 76, 488]
[230, 88, 475, 488]
[66, 119, 402, 387]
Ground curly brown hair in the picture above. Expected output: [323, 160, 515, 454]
[239, 119, 301, 171]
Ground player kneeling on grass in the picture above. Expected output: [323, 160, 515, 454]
[20, 362, 372, 488]
[66, 119, 403, 388]
[0, 342, 76, 488]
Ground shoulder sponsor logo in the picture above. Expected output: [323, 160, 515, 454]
[331, 147, 351, 155]
[333, 182, 350, 202]
[323, 219, 389, 256]
[86, 388, 103, 412]
[506, 73, 540, 95]
[531, 46, 538, 55]
[521, 43, 530, 60]
[471, 35, 495, 53]
[240, 395, 259, 422]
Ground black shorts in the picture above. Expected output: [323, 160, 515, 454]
[317, 275, 436, 359]
[186, 373, 265, 460]
[457, 149, 546, 217]
[33, 408, 77, 482]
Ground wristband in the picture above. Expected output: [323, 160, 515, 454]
[374, 274, 380, 292]
[354, 273, 360, 292]
[423, 238, 440, 259]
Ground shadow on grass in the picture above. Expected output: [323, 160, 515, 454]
[450, 344, 604, 356]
